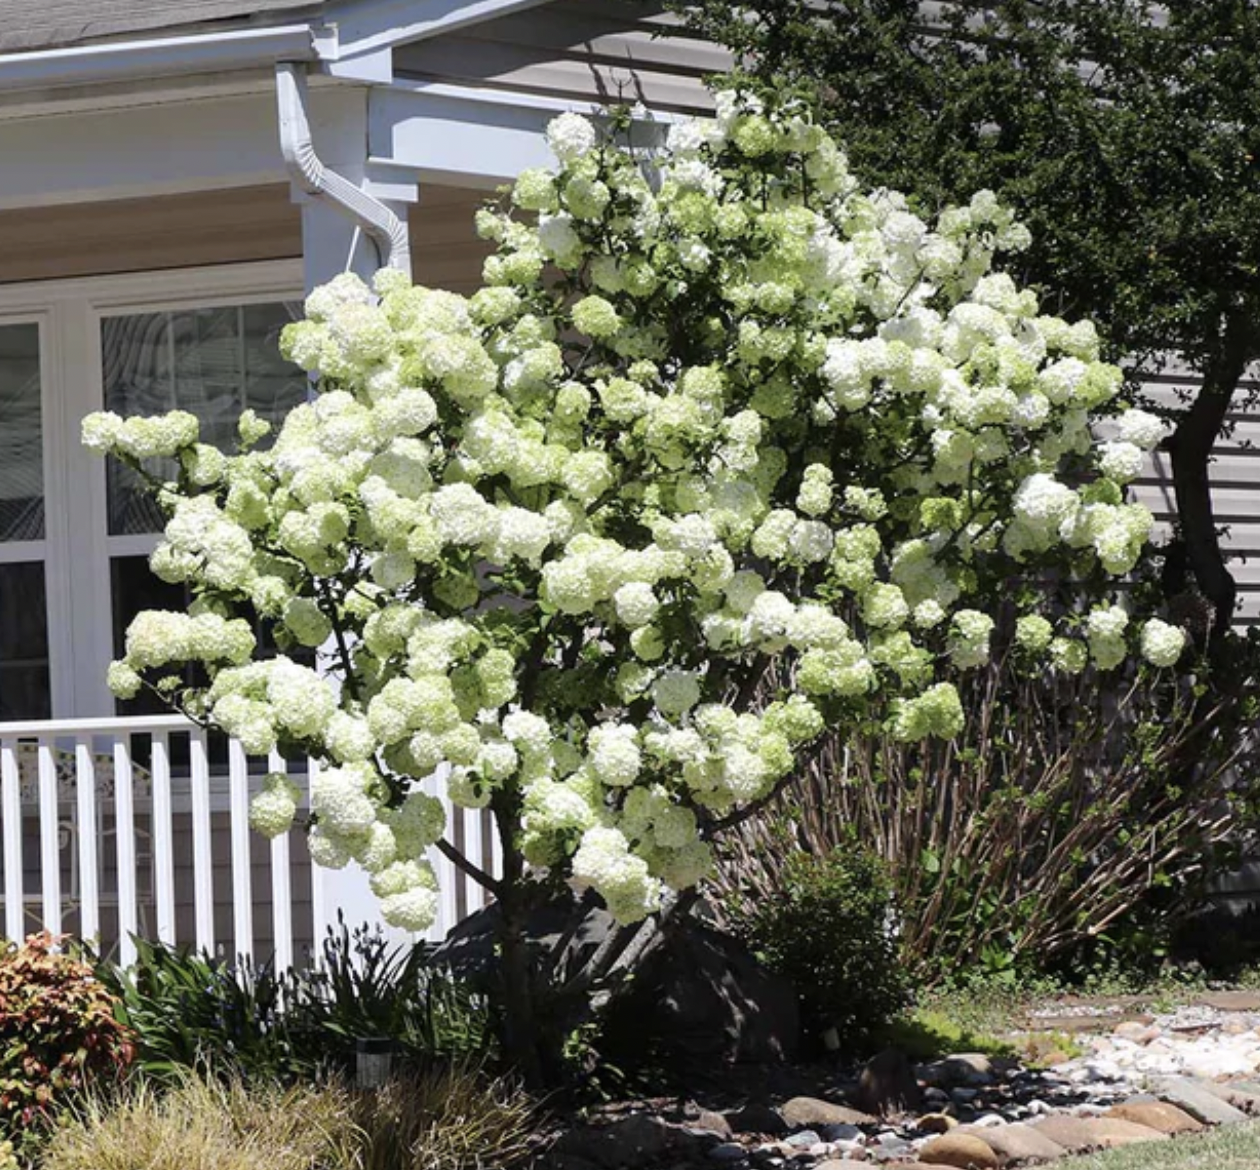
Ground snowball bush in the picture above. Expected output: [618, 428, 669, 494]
[84, 91, 1187, 933]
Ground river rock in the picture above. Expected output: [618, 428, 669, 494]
[1105, 1100, 1203, 1135]
[918, 1132, 1000, 1168]
[958, 1122, 1065, 1164]
[780, 1097, 875, 1129]
[1150, 1075, 1251, 1125]
[858, 1048, 924, 1115]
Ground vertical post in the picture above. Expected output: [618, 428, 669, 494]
[228, 738, 253, 964]
[151, 733, 175, 945]
[113, 738, 137, 966]
[37, 742, 61, 934]
[190, 729, 214, 955]
[268, 749, 293, 974]
[75, 742, 99, 943]
[1, 742, 24, 942]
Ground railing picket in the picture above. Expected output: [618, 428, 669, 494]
[151, 734, 175, 946]
[463, 804, 483, 917]
[1, 742, 24, 942]
[268, 749, 293, 974]
[307, 758, 326, 970]
[75, 743, 99, 944]
[432, 770, 458, 942]
[37, 741, 61, 934]
[189, 730, 214, 956]
[112, 739, 138, 967]
[228, 738, 253, 963]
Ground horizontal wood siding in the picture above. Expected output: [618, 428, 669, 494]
[394, 0, 729, 115]
[410, 184, 493, 294]
[0, 185, 301, 284]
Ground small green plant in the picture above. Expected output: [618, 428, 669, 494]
[351, 1064, 535, 1170]
[38, 1071, 359, 1170]
[100, 937, 308, 1083]
[0, 933, 134, 1155]
[733, 847, 909, 1052]
[297, 918, 492, 1069]
[94, 922, 492, 1084]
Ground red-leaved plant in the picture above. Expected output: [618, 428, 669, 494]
[0, 933, 134, 1151]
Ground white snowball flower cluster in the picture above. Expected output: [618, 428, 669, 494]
[84, 88, 1187, 931]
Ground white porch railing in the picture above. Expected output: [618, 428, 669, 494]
[0, 715, 501, 967]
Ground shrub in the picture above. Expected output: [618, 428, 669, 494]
[731, 847, 908, 1051]
[38, 1072, 358, 1170]
[351, 1064, 535, 1170]
[0, 933, 133, 1153]
[713, 640, 1259, 981]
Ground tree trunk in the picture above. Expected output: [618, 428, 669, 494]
[1165, 317, 1254, 643]
[490, 794, 547, 1089]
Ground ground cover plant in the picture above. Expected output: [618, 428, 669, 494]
[83, 88, 1195, 1080]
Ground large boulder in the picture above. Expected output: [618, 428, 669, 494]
[600, 917, 800, 1070]
[435, 893, 800, 1073]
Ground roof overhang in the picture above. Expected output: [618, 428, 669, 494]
[0, 0, 563, 94]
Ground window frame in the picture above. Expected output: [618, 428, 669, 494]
[0, 260, 303, 718]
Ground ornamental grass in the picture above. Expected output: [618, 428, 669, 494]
[37, 1072, 359, 1170]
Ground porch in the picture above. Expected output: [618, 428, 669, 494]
[0, 713, 501, 967]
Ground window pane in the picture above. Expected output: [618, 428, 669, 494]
[0, 561, 50, 719]
[103, 303, 304, 535]
[0, 323, 42, 542]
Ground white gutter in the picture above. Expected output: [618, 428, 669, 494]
[0, 25, 321, 92]
[275, 60, 411, 273]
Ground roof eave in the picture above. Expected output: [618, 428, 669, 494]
[0, 23, 325, 94]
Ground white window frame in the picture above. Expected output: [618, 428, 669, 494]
[0, 259, 303, 719]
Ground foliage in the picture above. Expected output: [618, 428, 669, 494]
[712, 638, 1259, 978]
[731, 847, 908, 1049]
[97, 925, 490, 1083]
[877, 1008, 1017, 1062]
[298, 918, 492, 1068]
[37, 1072, 359, 1170]
[350, 1064, 535, 1170]
[100, 937, 307, 1083]
[82, 90, 1189, 1078]
[675, 0, 1260, 637]
[0, 934, 133, 1155]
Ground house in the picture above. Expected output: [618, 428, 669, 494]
[0, 0, 726, 966]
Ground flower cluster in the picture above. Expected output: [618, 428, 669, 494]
[84, 89, 1188, 931]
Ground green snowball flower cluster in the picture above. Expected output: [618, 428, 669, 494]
[83, 88, 1189, 930]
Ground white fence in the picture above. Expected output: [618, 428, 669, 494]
[0, 715, 500, 967]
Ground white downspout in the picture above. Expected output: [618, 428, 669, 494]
[275, 60, 411, 274]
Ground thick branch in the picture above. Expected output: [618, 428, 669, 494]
[1165, 314, 1255, 641]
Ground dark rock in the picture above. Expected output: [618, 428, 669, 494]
[709, 1143, 750, 1164]
[858, 1048, 924, 1117]
[725, 1103, 789, 1136]
[550, 1114, 677, 1169]
[601, 920, 800, 1071]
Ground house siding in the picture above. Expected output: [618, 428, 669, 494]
[0, 185, 301, 284]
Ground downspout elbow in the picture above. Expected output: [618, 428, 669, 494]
[275, 61, 411, 274]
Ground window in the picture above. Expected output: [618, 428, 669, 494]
[0, 322, 51, 719]
[0, 261, 305, 720]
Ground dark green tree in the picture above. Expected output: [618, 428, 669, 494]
[674, 0, 1260, 641]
